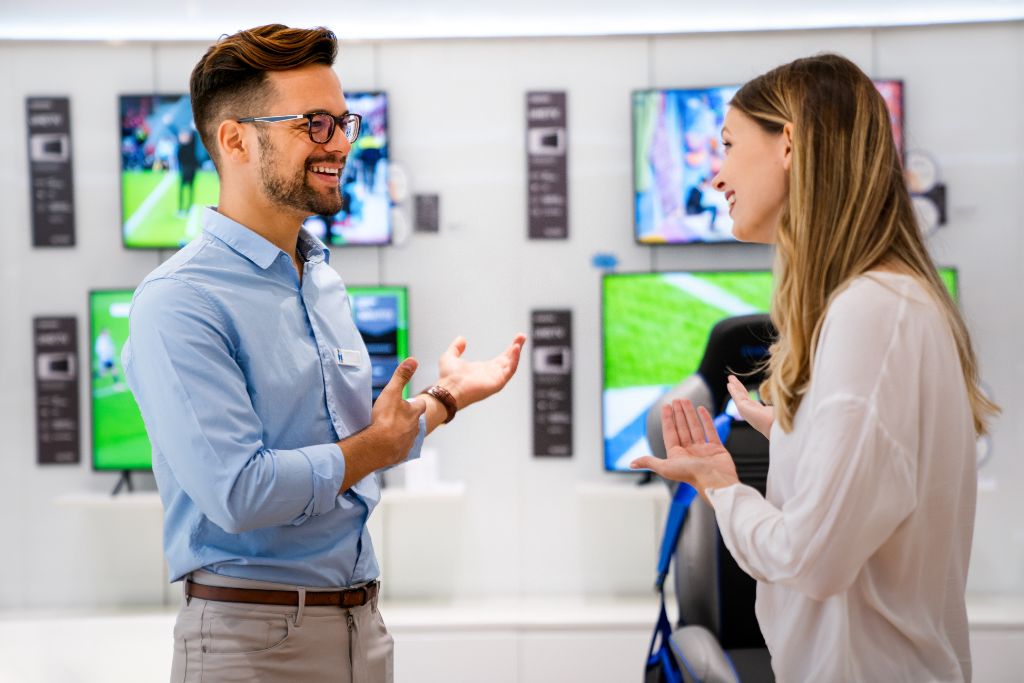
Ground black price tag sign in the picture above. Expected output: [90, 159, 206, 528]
[526, 92, 568, 240]
[34, 317, 80, 465]
[26, 97, 76, 247]
[532, 310, 573, 457]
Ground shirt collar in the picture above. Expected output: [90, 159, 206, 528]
[202, 207, 331, 268]
[298, 226, 332, 265]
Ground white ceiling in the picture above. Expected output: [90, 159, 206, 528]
[0, 0, 1021, 41]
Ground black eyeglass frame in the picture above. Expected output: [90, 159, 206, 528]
[236, 112, 362, 144]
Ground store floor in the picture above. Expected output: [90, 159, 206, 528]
[1, 596, 1022, 682]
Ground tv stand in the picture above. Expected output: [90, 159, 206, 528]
[636, 471, 655, 486]
[110, 470, 135, 497]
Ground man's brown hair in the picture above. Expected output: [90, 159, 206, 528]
[189, 24, 338, 168]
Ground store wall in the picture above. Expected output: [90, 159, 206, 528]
[0, 21, 1021, 608]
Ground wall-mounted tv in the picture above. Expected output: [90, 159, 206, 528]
[90, 285, 411, 472]
[633, 80, 905, 246]
[121, 91, 391, 250]
[302, 91, 392, 246]
[121, 94, 218, 249]
[873, 79, 905, 160]
[601, 266, 957, 472]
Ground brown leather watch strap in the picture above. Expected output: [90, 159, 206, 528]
[420, 385, 458, 423]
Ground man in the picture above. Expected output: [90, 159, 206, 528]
[684, 176, 718, 231]
[94, 328, 119, 384]
[123, 24, 525, 682]
[175, 127, 198, 217]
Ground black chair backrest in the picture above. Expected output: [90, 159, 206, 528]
[695, 313, 776, 415]
[676, 314, 777, 648]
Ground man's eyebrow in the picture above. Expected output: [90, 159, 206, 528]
[303, 108, 351, 116]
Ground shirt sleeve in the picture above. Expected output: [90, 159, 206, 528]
[124, 276, 346, 534]
[707, 279, 920, 601]
[405, 412, 427, 463]
[348, 411, 424, 493]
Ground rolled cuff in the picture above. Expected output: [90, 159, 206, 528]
[292, 442, 346, 524]
[404, 413, 428, 464]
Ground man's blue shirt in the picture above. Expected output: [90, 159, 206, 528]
[123, 207, 424, 587]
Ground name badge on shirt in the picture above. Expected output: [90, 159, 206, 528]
[336, 348, 363, 368]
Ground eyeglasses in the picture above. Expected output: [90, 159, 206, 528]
[236, 112, 362, 144]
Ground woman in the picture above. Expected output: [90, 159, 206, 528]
[631, 54, 998, 682]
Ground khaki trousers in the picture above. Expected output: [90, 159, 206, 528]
[170, 570, 393, 683]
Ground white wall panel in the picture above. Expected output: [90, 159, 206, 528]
[0, 21, 1020, 610]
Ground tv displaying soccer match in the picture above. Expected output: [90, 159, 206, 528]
[633, 80, 906, 245]
[602, 270, 773, 471]
[121, 94, 218, 249]
[303, 92, 392, 246]
[122, 91, 391, 250]
[89, 285, 410, 471]
[601, 267, 958, 472]
[90, 289, 151, 471]
[347, 285, 409, 400]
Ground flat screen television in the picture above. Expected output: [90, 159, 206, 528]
[302, 91, 392, 246]
[347, 285, 409, 400]
[601, 266, 957, 472]
[121, 91, 391, 250]
[632, 80, 905, 245]
[89, 285, 411, 472]
[89, 289, 151, 471]
[120, 94, 218, 249]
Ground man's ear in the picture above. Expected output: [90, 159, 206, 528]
[781, 122, 794, 172]
[218, 120, 249, 166]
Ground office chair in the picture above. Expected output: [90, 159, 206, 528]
[645, 314, 776, 683]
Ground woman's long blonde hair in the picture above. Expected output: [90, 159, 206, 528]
[731, 54, 998, 434]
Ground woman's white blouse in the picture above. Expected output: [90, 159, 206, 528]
[707, 272, 977, 682]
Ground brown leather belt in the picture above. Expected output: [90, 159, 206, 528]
[185, 579, 379, 609]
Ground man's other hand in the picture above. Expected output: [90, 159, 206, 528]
[370, 358, 427, 467]
[436, 334, 527, 411]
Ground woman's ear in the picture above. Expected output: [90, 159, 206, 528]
[781, 122, 794, 172]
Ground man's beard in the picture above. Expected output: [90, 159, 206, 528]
[257, 130, 344, 217]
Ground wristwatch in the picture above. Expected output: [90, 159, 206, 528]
[420, 385, 458, 424]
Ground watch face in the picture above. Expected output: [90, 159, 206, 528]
[905, 151, 938, 193]
[912, 195, 940, 236]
